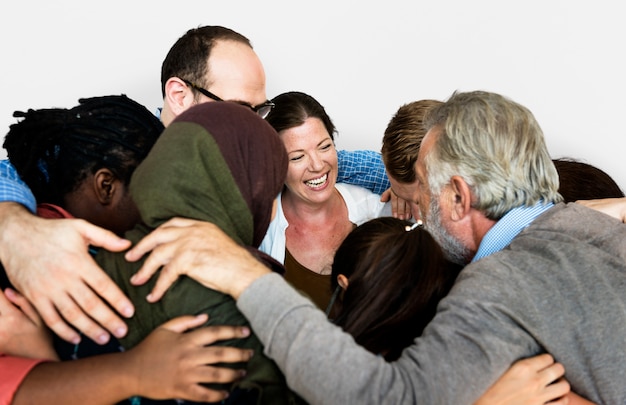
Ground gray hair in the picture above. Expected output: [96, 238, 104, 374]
[422, 90, 562, 220]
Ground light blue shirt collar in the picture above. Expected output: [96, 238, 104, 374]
[472, 201, 554, 262]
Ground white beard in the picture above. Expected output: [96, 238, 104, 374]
[424, 196, 472, 266]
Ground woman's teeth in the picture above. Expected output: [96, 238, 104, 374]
[305, 173, 328, 187]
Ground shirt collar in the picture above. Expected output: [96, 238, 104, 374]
[472, 201, 554, 262]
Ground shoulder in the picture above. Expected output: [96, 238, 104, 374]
[336, 183, 389, 223]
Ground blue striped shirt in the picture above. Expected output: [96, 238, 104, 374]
[472, 201, 555, 262]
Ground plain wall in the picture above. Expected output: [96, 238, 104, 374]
[2, 0, 624, 190]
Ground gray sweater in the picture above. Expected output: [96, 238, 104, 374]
[238, 203, 626, 404]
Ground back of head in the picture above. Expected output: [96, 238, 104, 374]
[331, 217, 460, 361]
[382, 99, 443, 183]
[423, 90, 562, 219]
[4, 94, 164, 206]
[554, 158, 625, 202]
[160, 25, 252, 97]
[265, 91, 336, 139]
[130, 102, 287, 247]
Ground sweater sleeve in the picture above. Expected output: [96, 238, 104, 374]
[237, 271, 540, 405]
[0, 354, 47, 405]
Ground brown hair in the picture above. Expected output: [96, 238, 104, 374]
[554, 158, 624, 202]
[160, 26, 252, 97]
[381, 99, 443, 183]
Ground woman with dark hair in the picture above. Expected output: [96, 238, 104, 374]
[553, 157, 624, 203]
[260, 91, 390, 312]
[329, 217, 461, 361]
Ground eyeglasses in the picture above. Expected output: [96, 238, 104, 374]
[183, 79, 275, 119]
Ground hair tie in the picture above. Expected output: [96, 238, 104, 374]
[405, 220, 423, 231]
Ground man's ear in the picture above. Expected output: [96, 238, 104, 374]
[448, 175, 473, 221]
[93, 168, 117, 205]
[164, 77, 195, 116]
[337, 274, 349, 290]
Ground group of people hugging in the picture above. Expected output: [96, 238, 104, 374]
[1, 25, 625, 405]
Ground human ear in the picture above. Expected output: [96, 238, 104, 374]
[448, 176, 473, 221]
[93, 168, 117, 205]
[337, 274, 349, 290]
[164, 77, 195, 116]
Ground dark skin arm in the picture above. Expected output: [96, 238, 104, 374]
[13, 314, 252, 405]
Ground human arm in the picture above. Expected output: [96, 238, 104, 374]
[336, 149, 391, 195]
[126, 218, 570, 404]
[576, 197, 626, 223]
[12, 314, 253, 405]
[0, 202, 134, 345]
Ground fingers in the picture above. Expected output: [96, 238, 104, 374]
[76, 219, 131, 252]
[159, 314, 209, 333]
[34, 298, 82, 344]
[188, 324, 252, 347]
[543, 378, 571, 404]
[179, 385, 230, 404]
[3, 288, 41, 326]
[126, 217, 195, 263]
[519, 353, 556, 371]
[380, 188, 391, 202]
[84, 264, 135, 320]
[146, 266, 180, 303]
[0, 288, 12, 312]
[129, 237, 178, 287]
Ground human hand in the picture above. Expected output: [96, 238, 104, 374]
[474, 354, 570, 405]
[127, 313, 253, 402]
[0, 287, 58, 360]
[380, 187, 413, 220]
[576, 197, 626, 223]
[0, 203, 133, 345]
[127, 218, 271, 301]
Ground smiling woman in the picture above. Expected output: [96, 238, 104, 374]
[259, 91, 390, 312]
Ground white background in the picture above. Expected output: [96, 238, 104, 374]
[2, 1, 624, 189]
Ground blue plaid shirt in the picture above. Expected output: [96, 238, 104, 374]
[472, 201, 555, 262]
[337, 149, 390, 195]
[0, 159, 36, 212]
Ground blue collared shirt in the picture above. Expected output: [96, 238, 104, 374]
[472, 201, 555, 262]
[0, 159, 36, 212]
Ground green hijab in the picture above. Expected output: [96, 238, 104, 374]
[97, 102, 301, 404]
[131, 101, 287, 247]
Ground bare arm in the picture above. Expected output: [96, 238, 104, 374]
[13, 314, 253, 404]
[0, 202, 133, 344]
[576, 197, 626, 223]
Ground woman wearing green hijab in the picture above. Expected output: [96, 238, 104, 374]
[96, 101, 301, 404]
